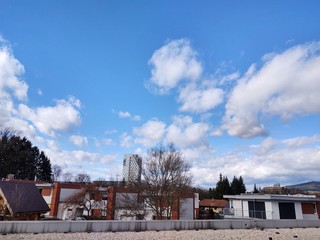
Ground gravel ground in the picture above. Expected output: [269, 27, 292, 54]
[2, 228, 320, 240]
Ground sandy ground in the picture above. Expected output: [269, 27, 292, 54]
[2, 228, 320, 240]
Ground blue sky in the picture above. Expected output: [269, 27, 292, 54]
[1, 1, 320, 189]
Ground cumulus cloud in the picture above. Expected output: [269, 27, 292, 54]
[148, 39, 202, 94]
[70, 135, 88, 147]
[223, 42, 320, 138]
[19, 96, 81, 137]
[133, 119, 166, 147]
[166, 115, 209, 148]
[178, 82, 224, 113]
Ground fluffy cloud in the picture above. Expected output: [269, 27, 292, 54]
[166, 115, 209, 148]
[0, 45, 28, 100]
[133, 119, 166, 147]
[19, 97, 81, 137]
[70, 135, 88, 147]
[148, 39, 202, 94]
[223, 42, 320, 138]
[0, 42, 37, 139]
[178, 82, 224, 113]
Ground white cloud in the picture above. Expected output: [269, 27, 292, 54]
[148, 39, 202, 94]
[283, 135, 320, 148]
[187, 136, 320, 188]
[105, 129, 117, 135]
[178, 82, 224, 113]
[0, 45, 28, 100]
[70, 135, 88, 147]
[44, 142, 118, 176]
[0, 35, 5, 42]
[19, 96, 81, 137]
[120, 132, 133, 148]
[223, 42, 320, 138]
[166, 115, 209, 148]
[133, 119, 166, 147]
[114, 110, 141, 121]
[219, 72, 240, 84]
[103, 138, 114, 146]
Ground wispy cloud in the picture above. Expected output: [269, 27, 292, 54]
[120, 132, 133, 148]
[70, 135, 88, 147]
[113, 109, 141, 121]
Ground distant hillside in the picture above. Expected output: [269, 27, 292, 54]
[286, 181, 320, 192]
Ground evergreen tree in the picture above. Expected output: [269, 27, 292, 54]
[213, 173, 232, 199]
[238, 176, 246, 193]
[0, 130, 52, 181]
[253, 183, 260, 193]
[36, 151, 52, 182]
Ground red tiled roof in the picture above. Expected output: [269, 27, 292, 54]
[199, 199, 228, 208]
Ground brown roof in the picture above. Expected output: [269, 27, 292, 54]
[199, 199, 228, 208]
[0, 181, 50, 214]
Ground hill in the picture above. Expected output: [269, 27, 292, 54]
[286, 181, 320, 192]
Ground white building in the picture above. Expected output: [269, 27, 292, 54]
[122, 154, 142, 182]
[223, 194, 320, 220]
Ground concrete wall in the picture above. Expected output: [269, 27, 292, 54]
[1, 219, 320, 234]
[295, 202, 303, 219]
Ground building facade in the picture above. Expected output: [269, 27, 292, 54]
[106, 186, 199, 220]
[122, 154, 142, 182]
[224, 194, 320, 220]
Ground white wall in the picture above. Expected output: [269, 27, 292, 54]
[295, 202, 303, 220]
[264, 201, 273, 219]
[271, 202, 280, 219]
[242, 200, 249, 218]
[180, 198, 193, 220]
[2, 219, 320, 233]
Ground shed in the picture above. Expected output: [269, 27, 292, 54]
[0, 181, 50, 220]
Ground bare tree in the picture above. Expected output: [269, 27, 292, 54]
[63, 172, 73, 182]
[52, 164, 62, 181]
[63, 183, 104, 219]
[74, 173, 91, 183]
[137, 143, 193, 220]
[114, 191, 146, 220]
